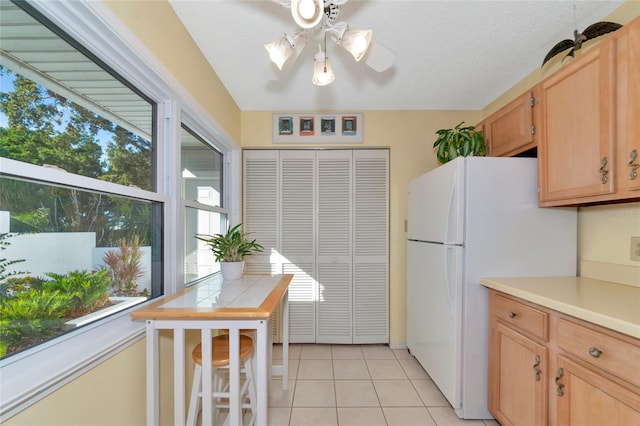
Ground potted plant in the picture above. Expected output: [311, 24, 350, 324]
[433, 121, 486, 164]
[195, 223, 263, 280]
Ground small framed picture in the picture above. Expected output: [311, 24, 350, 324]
[320, 117, 336, 135]
[342, 116, 357, 135]
[300, 116, 315, 135]
[278, 116, 293, 135]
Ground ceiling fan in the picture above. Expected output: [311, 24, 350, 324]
[265, 0, 396, 86]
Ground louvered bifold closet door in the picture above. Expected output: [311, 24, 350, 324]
[316, 150, 353, 344]
[243, 150, 279, 274]
[243, 150, 281, 340]
[280, 151, 316, 342]
[353, 150, 389, 343]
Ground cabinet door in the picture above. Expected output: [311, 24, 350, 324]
[618, 18, 640, 193]
[555, 355, 640, 425]
[538, 39, 616, 205]
[485, 91, 535, 157]
[489, 321, 548, 426]
[353, 150, 389, 343]
[316, 150, 353, 344]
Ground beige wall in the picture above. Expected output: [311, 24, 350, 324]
[5, 340, 147, 425]
[578, 202, 640, 287]
[241, 110, 481, 347]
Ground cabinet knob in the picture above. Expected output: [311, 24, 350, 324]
[588, 347, 603, 358]
[508, 311, 517, 319]
[599, 157, 609, 184]
[629, 150, 639, 180]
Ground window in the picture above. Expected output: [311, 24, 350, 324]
[181, 126, 227, 283]
[0, 0, 237, 419]
[0, 0, 161, 359]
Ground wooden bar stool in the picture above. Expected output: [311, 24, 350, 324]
[186, 334, 257, 426]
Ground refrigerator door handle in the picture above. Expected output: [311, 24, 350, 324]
[443, 171, 457, 244]
[443, 245, 456, 318]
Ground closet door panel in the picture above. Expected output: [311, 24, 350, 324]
[243, 150, 279, 273]
[353, 150, 389, 343]
[316, 150, 353, 344]
[280, 151, 316, 342]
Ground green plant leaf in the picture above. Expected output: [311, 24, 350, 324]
[195, 223, 263, 262]
[432, 122, 487, 163]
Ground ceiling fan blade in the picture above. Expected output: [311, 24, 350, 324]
[363, 40, 396, 72]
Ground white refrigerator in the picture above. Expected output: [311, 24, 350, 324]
[406, 156, 577, 419]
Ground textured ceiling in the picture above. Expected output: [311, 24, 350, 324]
[168, 0, 624, 111]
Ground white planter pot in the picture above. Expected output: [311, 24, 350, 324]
[220, 261, 244, 280]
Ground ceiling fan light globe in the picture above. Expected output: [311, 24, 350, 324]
[341, 28, 372, 61]
[264, 37, 294, 70]
[312, 51, 335, 86]
[291, 0, 323, 29]
[298, 0, 316, 19]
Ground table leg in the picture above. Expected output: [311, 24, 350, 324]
[282, 289, 289, 390]
[145, 321, 159, 426]
[201, 329, 212, 426]
[256, 320, 268, 426]
[228, 328, 241, 426]
[173, 328, 185, 426]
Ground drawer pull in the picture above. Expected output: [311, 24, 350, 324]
[508, 311, 517, 319]
[588, 347, 603, 358]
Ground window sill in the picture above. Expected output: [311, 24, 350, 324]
[0, 306, 145, 422]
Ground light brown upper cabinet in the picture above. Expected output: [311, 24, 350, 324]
[618, 18, 640, 194]
[538, 16, 640, 206]
[485, 91, 536, 157]
[538, 37, 616, 205]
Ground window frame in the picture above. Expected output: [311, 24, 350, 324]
[181, 124, 229, 283]
[0, 0, 240, 421]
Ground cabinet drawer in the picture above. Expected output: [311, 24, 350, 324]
[558, 319, 640, 388]
[491, 293, 548, 341]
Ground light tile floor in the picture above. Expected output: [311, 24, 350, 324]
[267, 343, 500, 426]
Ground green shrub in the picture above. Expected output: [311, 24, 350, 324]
[0, 269, 112, 358]
[39, 269, 112, 311]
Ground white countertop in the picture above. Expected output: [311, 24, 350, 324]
[480, 276, 640, 339]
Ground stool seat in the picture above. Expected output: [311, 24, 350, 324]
[192, 334, 254, 366]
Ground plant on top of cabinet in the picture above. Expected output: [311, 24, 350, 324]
[433, 122, 486, 164]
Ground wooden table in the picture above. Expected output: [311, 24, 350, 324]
[131, 274, 292, 426]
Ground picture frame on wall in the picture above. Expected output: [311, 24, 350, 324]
[320, 117, 336, 135]
[342, 116, 357, 135]
[278, 116, 293, 135]
[273, 113, 363, 143]
[300, 116, 315, 135]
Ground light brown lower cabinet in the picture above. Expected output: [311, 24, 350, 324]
[489, 322, 548, 426]
[555, 356, 640, 425]
[488, 290, 640, 426]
